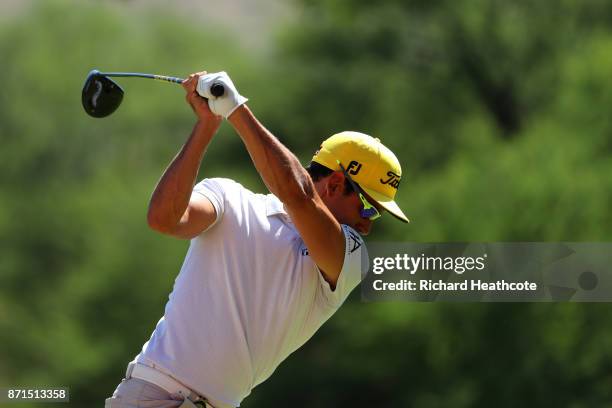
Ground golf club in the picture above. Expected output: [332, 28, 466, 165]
[82, 69, 225, 118]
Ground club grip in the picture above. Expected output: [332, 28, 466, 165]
[152, 75, 184, 84]
[210, 83, 225, 97]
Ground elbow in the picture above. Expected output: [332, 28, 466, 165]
[282, 190, 313, 208]
[146, 208, 173, 234]
[146, 212, 164, 233]
[280, 176, 316, 207]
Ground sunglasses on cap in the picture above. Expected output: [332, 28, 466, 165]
[336, 160, 382, 221]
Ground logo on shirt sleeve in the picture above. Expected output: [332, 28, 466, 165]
[300, 231, 362, 256]
[347, 230, 363, 254]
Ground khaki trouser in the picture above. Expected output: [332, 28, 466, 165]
[105, 370, 206, 408]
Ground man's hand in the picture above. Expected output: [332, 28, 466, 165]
[196, 71, 248, 119]
[182, 72, 222, 125]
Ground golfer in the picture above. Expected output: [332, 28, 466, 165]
[105, 71, 408, 408]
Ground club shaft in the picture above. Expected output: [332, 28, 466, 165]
[91, 69, 225, 97]
[100, 72, 184, 84]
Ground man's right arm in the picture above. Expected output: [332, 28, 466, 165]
[146, 72, 222, 239]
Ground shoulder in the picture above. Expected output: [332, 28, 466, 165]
[194, 178, 273, 224]
[194, 178, 263, 203]
[194, 177, 243, 194]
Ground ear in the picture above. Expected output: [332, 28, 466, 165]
[325, 171, 345, 197]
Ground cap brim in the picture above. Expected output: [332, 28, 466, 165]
[361, 186, 410, 223]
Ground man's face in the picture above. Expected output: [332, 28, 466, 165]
[317, 172, 383, 236]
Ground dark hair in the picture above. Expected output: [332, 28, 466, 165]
[306, 162, 354, 194]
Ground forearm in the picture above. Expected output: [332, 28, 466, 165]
[147, 119, 220, 228]
[228, 105, 314, 204]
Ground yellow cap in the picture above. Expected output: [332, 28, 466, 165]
[312, 131, 409, 223]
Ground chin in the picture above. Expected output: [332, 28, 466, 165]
[354, 225, 370, 236]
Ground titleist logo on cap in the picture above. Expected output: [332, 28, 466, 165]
[380, 171, 400, 189]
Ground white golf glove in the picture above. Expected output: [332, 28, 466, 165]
[196, 71, 248, 119]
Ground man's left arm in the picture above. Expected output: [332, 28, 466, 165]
[197, 71, 352, 287]
[228, 105, 346, 289]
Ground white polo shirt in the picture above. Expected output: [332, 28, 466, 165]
[135, 178, 367, 407]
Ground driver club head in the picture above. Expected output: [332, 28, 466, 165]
[82, 69, 124, 118]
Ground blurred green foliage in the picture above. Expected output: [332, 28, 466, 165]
[1, 0, 612, 406]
